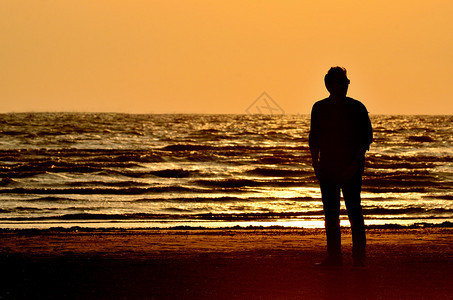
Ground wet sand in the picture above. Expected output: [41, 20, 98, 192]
[1, 227, 452, 299]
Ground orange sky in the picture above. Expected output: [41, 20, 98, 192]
[1, 1, 452, 114]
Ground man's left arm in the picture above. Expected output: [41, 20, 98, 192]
[361, 105, 373, 152]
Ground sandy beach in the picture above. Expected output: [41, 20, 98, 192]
[1, 227, 452, 299]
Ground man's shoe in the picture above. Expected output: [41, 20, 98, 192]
[315, 256, 343, 267]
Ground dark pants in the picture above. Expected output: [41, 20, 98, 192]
[320, 175, 366, 260]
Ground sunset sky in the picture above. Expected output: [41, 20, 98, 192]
[1, 1, 452, 114]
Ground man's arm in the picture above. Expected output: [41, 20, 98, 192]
[360, 104, 373, 151]
[341, 104, 373, 182]
[310, 147, 320, 174]
[309, 103, 321, 179]
[354, 146, 368, 161]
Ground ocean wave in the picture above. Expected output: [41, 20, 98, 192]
[407, 135, 435, 143]
[26, 196, 85, 203]
[161, 144, 309, 152]
[245, 167, 311, 177]
[367, 161, 435, 170]
[194, 179, 263, 188]
[193, 179, 305, 188]
[364, 177, 440, 188]
[0, 149, 165, 163]
[0, 186, 210, 195]
[0, 161, 143, 178]
[132, 196, 314, 203]
[94, 168, 201, 178]
[363, 207, 452, 215]
[2, 206, 451, 221]
[65, 181, 149, 188]
[423, 195, 453, 200]
[368, 154, 452, 164]
[0, 130, 26, 136]
[257, 156, 301, 164]
[149, 169, 200, 178]
[0, 178, 19, 186]
[0, 212, 324, 221]
[363, 187, 427, 193]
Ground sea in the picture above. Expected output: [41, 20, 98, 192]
[0, 113, 451, 229]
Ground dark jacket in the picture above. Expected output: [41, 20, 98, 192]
[309, 97, 373, 180]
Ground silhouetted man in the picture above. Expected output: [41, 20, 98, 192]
[309, 67, 373, 267]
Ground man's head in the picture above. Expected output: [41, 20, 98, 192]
[324, 66, 350, 98]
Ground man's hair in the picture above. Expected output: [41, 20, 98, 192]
[324, 66, 348, 87]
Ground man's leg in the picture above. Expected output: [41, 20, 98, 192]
[343, 176, 366, 266]
[320, 181, 342, 263]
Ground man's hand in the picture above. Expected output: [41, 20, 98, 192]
[312, 160, 322, 181]
[310, 148, 321, 181]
